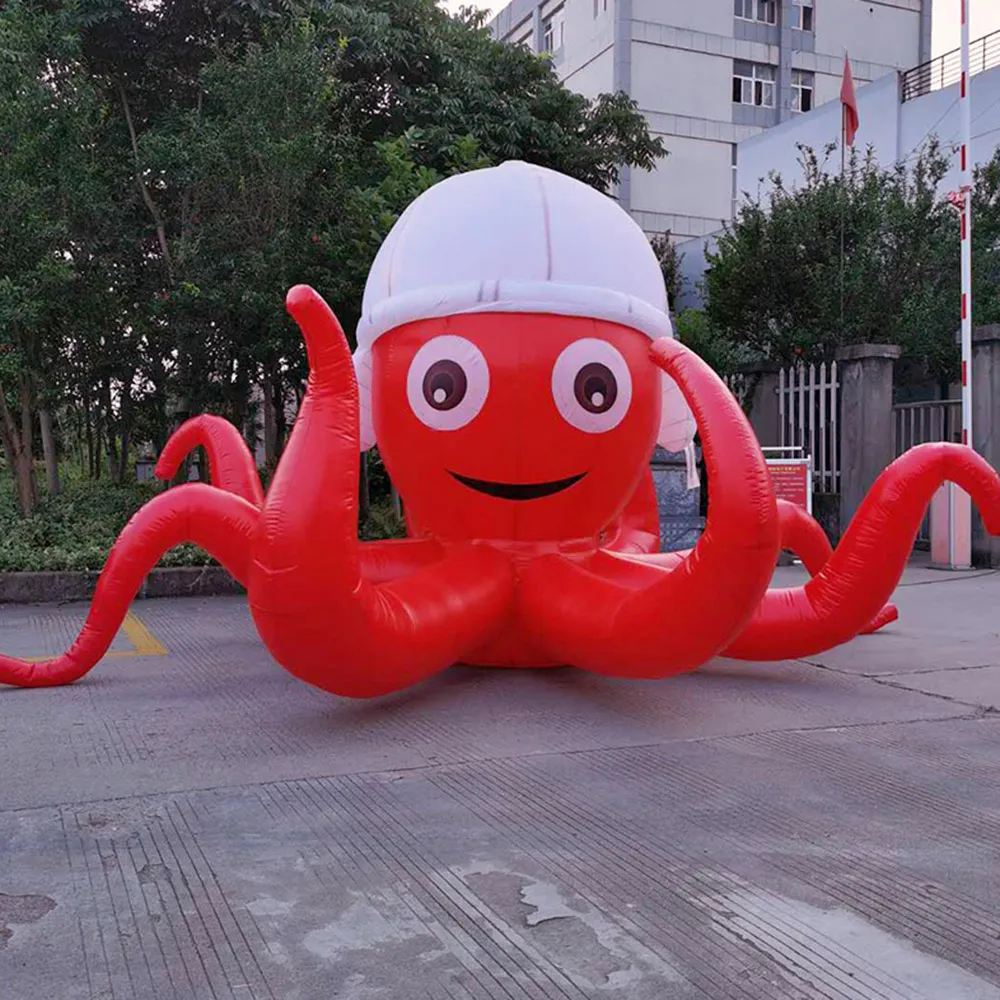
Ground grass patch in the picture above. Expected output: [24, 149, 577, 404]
[0, 473, 405, 572]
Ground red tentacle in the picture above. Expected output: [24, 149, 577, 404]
[0, 485, 259, 687]
[772, 499, 898, 634]
[725, 443, 1000, 661]
[248, 286, 514, 699]
[518, 337, 780, 678]
[155, 415, 264, 507]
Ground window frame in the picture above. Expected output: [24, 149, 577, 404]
[735, 0, 777, 25]
[733, 61, 777, 109]
[542, 5, 565, 53]
[792, 0, 815, 32]
[791, 69, 815, 113]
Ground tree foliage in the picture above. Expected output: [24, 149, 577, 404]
[701, 141, 1000, 389]
[0, 0, 665, 514]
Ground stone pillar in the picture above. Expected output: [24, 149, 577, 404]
[741, 363, 781, 447]
[972, 325, 1000, 566]
[836, 343, 902, 531]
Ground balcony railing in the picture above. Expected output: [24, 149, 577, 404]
[901, 29, 1000, 103]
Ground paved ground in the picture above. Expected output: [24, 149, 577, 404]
[1, 560, 1000, 1000]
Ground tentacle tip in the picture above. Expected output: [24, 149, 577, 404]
[285, 283, 320, 315]
[152, 459, 174, 480]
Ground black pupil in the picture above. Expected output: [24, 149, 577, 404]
[574, 362, 617, 414]
[423, 359, 467, 411]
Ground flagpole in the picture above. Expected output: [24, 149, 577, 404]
[840, 100, 846, 340]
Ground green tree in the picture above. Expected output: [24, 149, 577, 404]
[1, 0, 667, 513]
[0, 1, 112, 512]
[704, 142, 959, 384]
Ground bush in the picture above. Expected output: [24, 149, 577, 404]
[0, 474, 405, 572]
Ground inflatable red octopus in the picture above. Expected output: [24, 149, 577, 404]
[4, 161, 1000, 697]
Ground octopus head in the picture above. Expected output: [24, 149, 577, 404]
[353, 160, 697, 543]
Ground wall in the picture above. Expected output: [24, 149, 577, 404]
[627, 16, 773, 240]
[632, 139, 734, 239]
[898, 66, 1000, 194]
[736, 61, 1000, 208]
[675, 231, 721, 312]
[488, 0, 927, 252]
[815, 0, 922, 71]
[631, 0, 733, 37]
[736, 70, 903, 200]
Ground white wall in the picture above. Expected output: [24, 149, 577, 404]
[816, 0, 922, 70]
[736, 61, 1000, 205]
[631, 42, 735, 122]
[545, 0, 614, 97]
[736, 71, 903, 199]
[632, 0, 733, 37]
[561, 44, 614, 98]
[632, 138, 734, 237]
[900, 65, 1000, 194]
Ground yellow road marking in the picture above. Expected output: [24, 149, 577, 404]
[23, 610, 168, 662]
[114, 611, 168, 658]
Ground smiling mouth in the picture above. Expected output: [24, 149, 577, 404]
[449, 471, 587, 501]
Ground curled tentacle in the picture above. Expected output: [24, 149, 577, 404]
[247, 286, 515, 699]
[725, 443, 1000, 661]
[772, 499, 898, 635]
[155, 414, 264, 507]
[518, 336, 781, 678]
[0, 485, 259, 688]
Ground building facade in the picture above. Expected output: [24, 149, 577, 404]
[676, 27, 1000, 309]
[490, 0, 932, 242]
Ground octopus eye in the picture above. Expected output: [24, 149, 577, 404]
[574, 362, 617, 414]
[407, 335, 489, 431]
[423, 360, 467, 411]
[552, 338, 633, 434]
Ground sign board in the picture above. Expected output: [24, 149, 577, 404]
[765, 459, 812, 514]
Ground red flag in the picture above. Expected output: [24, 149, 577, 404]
[841, 53, 860, 147]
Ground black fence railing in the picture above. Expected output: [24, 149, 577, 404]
[901, 29, 1000, 102]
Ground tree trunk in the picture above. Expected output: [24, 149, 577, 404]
[359, 451, 370, 522]
[263, 366, 278, 467]
[83, 392, 96, 477]
[117, 381, 134, 482]
[103, 378, 120, 482]
[94, 414, 103, 480]
[272, 368, 287, 460]
[39, 405, 60, 496]
[0, 378, 37, 516]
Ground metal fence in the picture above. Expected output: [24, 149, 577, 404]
[901, 29, 1000, 102]
[892, 399, 962, 544]
[778, 362, 841, 494]
[892, 399, 963, 455]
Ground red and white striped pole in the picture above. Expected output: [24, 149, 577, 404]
[932, 0, 974, 569]
[960, 0, 973, 448]
[925, 0, 973, 569]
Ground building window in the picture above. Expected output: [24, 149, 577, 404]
[593, 0, 609, 15]
[733, 61, 776, 107]
[542, 6, 565, 52]
[734, 0, 777, 25]
[792, 0, 814, 31]
[791, 69, 815, 113]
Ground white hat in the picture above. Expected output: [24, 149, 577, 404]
[353, 160, 696, 456]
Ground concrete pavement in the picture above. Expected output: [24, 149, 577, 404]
[1, 561, 999, 999]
